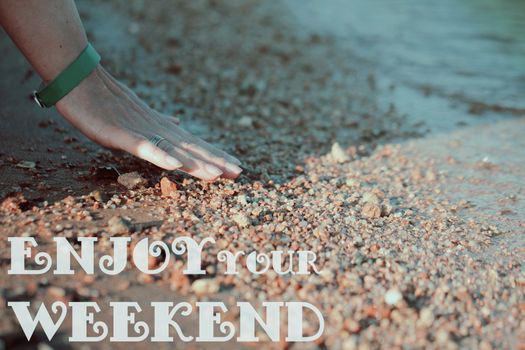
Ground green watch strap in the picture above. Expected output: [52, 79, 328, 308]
[33, 43, 101, 108]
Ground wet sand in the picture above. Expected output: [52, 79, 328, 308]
[0, 0, 524, 349]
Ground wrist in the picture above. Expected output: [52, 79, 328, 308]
[55, 64, 104, 113]
[34, 43, 101, 108]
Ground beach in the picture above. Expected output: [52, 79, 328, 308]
[0, 1, 524, 348]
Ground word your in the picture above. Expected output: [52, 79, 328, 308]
[8, 236, 321, 276]
[9, 301, 324, 343]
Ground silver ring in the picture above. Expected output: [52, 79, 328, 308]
[149, 135, 167, 147]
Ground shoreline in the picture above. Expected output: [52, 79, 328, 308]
[1, 0, 523, 349]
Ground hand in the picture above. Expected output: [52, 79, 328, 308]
[55, 66, 242, 181]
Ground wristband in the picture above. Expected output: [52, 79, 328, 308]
[33, 43, 101, 108]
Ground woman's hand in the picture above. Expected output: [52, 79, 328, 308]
[56, 66, 242, 181]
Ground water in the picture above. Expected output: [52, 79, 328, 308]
[285, 0, 525, 133]
[285, 0, 525, 260]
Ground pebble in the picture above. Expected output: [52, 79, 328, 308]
[232, 213, 250, 228]
[46, 286, 66, 299]
[425, 169, 437, 181]
[384, 288, 403, 305]
[361, 192, 380, 205]
[330, 142, 350, 163]
[89, 190, 106, 203]
[160, 177, 178, 197]
[237, 194, 248, 205]
[191, 279, 219, 296]
[107, 215, 133, 235]
[170, 270, 190, 291]
[117, 172, 147, 189]
[37, 343, 54, 350]
[238, 116, 253, 127]
[419, 307, 434, 327]
[16, 161, 36, 169]
[0, 193, 27, 214]
[137, 273, 154, 284]
[342, 336, 358, 350]
[345, 178, 359, 187]
[361, 203, 382, 218]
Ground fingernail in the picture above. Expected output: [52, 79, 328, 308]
[166, 156, 183, 168]
[205, 164, 223, 177]
[226, 163, 243, 175]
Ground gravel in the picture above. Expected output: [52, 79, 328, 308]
[107, 215, 133, 235]
[117, 171, 147, 190]
[0, 0, 523, 349]
[160, 176, 178, 198]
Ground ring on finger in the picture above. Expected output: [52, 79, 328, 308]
[148, 135, 168, 148]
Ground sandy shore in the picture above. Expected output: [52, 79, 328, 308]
[0, 1, 523, 349]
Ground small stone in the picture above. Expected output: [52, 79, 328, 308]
[128, 22, 140, 34]
[170, 270, 190, 291]
[107, 215, 133, 235]
[479, 341, 493, 350]
[115, 279, 130, 291]
[0, 193, 27, 214]
[191, 279, 219, 296]
[384, 288, 403, 305]
[237, 194, 248, 205]
[344, 319, 361, 334]
[361, 203, 381, 218]
[411, 168, 423, 181]
[148, 253, 164, 270]
[270, 233, 291, 246]
[37, 343, 54, 350]
[117, 172, 147, 189]
[425, 169, 437, 181]
[89, 190, 106, 203]
[345, 178, 359, 187]
[83, 275, 96, 285]
[46, 286, 66, 299]
[419, 307, 434, 327]
[238, 116, 253, 127]
[435, 329, 450, 344]
[342, 336, 358, 350]
[330, 142, 349, 163]
[137, 273, 154, 284]
[361, 192, 380, 205]
[160, 177, 178, 197]
[233, 213, 250, 228]
[16, 161, 36, 169]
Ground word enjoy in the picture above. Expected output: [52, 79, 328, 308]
[8, 236, 322, 276]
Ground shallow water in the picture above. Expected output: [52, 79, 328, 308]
[285, 0, 525, 260]
[285, 0, 525, 132]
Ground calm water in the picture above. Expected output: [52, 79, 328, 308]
[286, 0, 525, 132]
[286, 0, 525, 258]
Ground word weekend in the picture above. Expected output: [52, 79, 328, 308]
[8, 301, 324, 342]
[7, 236, 325, 343]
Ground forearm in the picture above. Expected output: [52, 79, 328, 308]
[0, 0, 88, 81]
[0, 0, 242, 180]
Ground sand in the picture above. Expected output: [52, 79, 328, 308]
[0, 0, 523, 349]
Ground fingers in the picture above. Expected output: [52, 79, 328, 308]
[190, 132, 242, 166]
[178, 141, 242, 179]
[156, 140, 225, 181]
[165, 128, 242, 179]
[112, 128, 183, 171]
[111, 128, 224, 181]
[170, 125, 241, 166]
